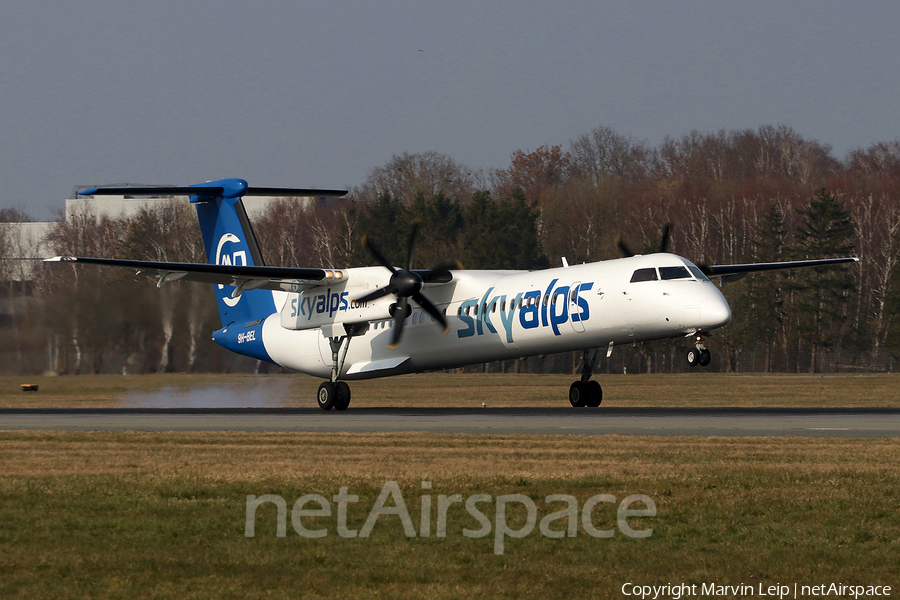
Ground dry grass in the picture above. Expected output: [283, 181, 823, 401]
[1, 431, 898, 599]
[1, 372, 898, 408]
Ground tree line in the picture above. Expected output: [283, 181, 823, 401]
[3, 124, 900, 375]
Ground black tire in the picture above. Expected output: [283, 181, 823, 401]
[698, 348, 711, 367]
[317, 382, 336, 410]
[334, 382, 351, 411]
[687, 349, 700, 367]
[569, 381, 587, 407]
[585, 380, 602, 407]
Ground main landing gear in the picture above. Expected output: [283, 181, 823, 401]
[686, 333, 711, 367]
[318, 380, 351, 411]
[317, 324, 368, 411]
[569, 349, 602, 408]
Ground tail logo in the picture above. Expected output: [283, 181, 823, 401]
[215, 233, 246, 307]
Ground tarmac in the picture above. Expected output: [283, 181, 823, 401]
[2, 407, 899, 437]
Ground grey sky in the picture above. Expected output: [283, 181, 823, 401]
[2, 1, 898, 220]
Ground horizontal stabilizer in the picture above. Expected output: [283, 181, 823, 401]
[77, 185, 347, 198]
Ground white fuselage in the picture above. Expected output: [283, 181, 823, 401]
[254, 254, 732, 380]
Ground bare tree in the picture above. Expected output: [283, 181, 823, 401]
[353, 151, 478, 206]
[569, 126, 656, 183]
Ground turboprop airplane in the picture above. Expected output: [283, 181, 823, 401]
[46, 178, 859, 410]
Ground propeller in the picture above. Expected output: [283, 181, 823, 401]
[356, 221, 456, 349]
[616, 224, 716, 275]
[616, 223, 672, 258]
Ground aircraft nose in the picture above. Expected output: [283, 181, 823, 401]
[703, 291, 732, 329]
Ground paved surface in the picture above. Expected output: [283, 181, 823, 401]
[2, 407, 899, 437]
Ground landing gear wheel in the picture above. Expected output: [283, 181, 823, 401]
[687, 349, 700, 367]
[317, 382, 337, 411]
[698, 348, 711, 367]
[569, 381, 587, 407]
[334, 382, 351, 411]
[585, 380, 602, 407]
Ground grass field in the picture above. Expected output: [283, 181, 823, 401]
[1, 371, 898, 408]
[0, 374, 897, 598]
[0, 431, 898, 599]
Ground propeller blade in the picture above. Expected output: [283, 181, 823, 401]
[362, 236, 398, 274]
[388, 297, 408, 349]
[357, 284, 397, 304]
[616, 236, 635, 258]
[413, 292, 449, 333]
[419, 261, 462, 284]
[405, 220, 421, 271]
[659, 223, 672, 253]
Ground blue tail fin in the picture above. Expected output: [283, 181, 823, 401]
[191, 178, 277, 327]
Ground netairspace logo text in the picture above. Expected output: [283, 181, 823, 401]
[245, 480, 656, 555]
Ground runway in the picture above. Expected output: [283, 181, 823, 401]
[2, 407, 899, 437]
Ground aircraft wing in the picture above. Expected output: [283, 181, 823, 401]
[44, 256, 345, 294]
[702, 257, 859, 282]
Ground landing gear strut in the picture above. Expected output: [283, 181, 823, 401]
[569, 349, 602, 408]
[318, 324, 368, 411]
[686, 333, 711, 367]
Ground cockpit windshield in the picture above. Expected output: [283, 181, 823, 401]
[630, 262, 709, 283]
[630, 268, 658, 283]
[659, 266, 691, 280]
[689, 266, 708, 281]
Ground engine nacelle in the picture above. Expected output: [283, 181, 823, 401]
[280, 267, 394, 332]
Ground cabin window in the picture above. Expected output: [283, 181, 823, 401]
[491, 301, 497, 313]
[659, 266, 691, 280]
[630, 268, 658, 283]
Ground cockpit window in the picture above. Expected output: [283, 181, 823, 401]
[630, 268, 658, 283]
[687, 266, 709, 281]
[659, 266, 691, 280]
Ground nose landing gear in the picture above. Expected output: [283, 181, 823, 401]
[686, 333, 711, 367]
